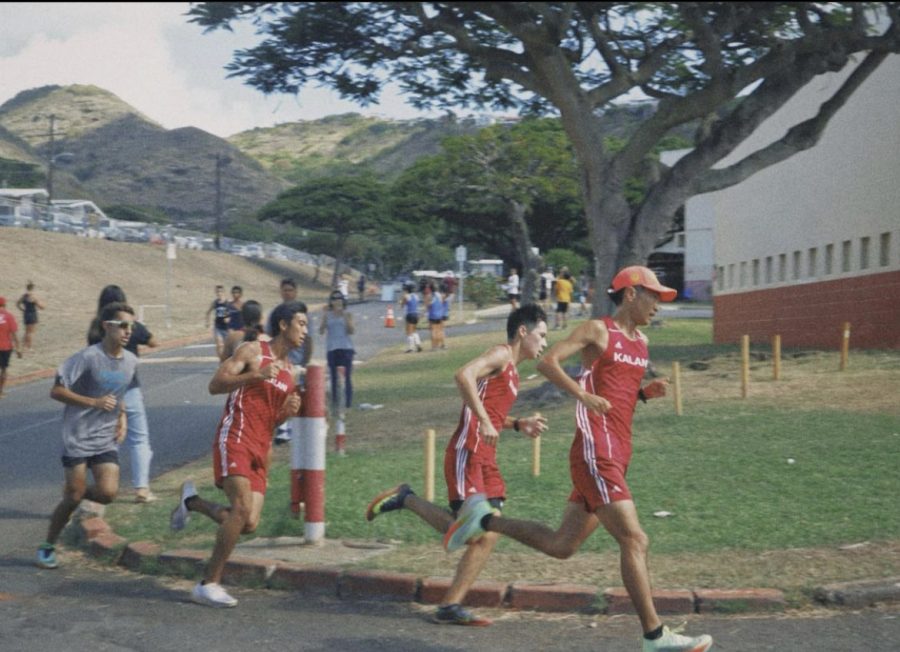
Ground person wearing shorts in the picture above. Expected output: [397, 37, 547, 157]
[0, 296, 22, 398]
[443, 266, 712, 652]
[399, 282, 422, 353]
[365, 304, 548, 626]
[169, 301, 307, 608]
[554, 269, 574, 329]
[16, 281, 44, 352]
[37, 302, 139, 570]
[205, 285, 230, 360]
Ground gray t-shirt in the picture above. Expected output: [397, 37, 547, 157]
[324, 312, 354, 352]
[55, 343, 138, 457]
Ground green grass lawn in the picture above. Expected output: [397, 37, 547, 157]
[106, 318, 900, 566]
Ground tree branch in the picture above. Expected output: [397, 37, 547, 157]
[693, 49, 889, 194]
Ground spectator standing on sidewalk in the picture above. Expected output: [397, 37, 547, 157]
[320, 290, 356, 411]
[87, 285, 158, 504]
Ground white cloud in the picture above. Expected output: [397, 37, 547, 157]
[0, 2, 438, 138]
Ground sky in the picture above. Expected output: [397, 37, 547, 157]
[0, 2, 443, 138]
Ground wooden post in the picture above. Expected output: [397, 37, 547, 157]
[672, 361, 683, 416]
[741, 335, 750, 398]
[839, 322, 851, 371]
[424, 429, 435, 502]
[532, 435, 541, 477]
[772, 334, 781, 381]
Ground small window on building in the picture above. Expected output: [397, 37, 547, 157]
[792, 250, 801, 279]
[765, 256, 773, 284]
[808, 248, 817, 277]
[728, 263, 735, 289]
[860, 236, 870, 270]
[739, 261, 747, 287]
[825, 244, 834, 274]
[677, 233, 685, 248]
[778, 254, 787, 282]
[716, 266, 724, 291]
[841, 240, 852, 273]
[880, 232, 892, 267]
[752, 259, 760, 286]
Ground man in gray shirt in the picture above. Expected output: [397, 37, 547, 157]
[37, 302, 139, 570]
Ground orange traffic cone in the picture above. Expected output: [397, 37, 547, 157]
[384, 305, 396, 328]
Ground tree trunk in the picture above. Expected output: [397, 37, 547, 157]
[507, 199, 541, 303]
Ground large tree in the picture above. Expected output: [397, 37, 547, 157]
[258, 174, 388, 287]
[393, 118, 583, 299]
[190, 2, 900, 312]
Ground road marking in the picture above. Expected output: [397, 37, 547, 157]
[0, 416, 60, 440]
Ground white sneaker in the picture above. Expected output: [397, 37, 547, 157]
[642, 625, 712, 652]
[170, 480, 197, 531]
[191, 581, 237, 608]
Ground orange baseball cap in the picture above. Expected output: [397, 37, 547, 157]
[608, 266, 677, 302]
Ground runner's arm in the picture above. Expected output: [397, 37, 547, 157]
[208, 341, 276, 394]
[536, 319, 613, 414]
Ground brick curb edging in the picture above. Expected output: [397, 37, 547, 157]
[75, 516, 797, 616]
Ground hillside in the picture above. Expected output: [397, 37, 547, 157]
[0, 86, 287, 228]
[0, 83, 687, 234]
[0, 228, 334, 380]
[228, 112, 481, 183]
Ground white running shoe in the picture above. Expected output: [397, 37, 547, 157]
[642, 625, 712, 652]
[169, 480, 197, 531]
[191, 581, 237, 608]
[443, 493, 491, 552]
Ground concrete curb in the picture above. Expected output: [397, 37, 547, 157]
[73, 515, 804, 616]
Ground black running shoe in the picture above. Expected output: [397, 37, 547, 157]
[365, 483, 413, 521]
[433, 603, 492, 626]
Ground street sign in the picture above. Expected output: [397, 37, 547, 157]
[455, 245, 467, 262]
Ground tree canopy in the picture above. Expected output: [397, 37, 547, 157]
[191, 2, 900, 310]
[258, 174, 388, 285]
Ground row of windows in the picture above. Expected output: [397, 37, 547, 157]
[717, 231, 895, 291]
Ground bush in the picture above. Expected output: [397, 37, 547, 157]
[544, 248, 589, 276]
[464, 274, 502, 308]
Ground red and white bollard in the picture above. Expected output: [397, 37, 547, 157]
[335, 366, 347, 456]
[290, 363, 327, 543]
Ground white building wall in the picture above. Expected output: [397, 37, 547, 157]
[708, 54, 900, 295]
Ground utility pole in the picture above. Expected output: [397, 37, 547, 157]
[214, 153, 230, 250]
[46, 114, 56, 203]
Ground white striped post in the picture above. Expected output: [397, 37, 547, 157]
[335, 366, 347, 455]
[290, 363, 327, 543]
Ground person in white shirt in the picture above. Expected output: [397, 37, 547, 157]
[506, 268, 520, 310]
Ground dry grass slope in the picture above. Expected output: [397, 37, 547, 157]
[1, 228, 333, 378]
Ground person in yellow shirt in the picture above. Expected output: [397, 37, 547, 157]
[554, 269, 574, 329]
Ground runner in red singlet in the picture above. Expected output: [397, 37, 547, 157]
[444, 267, 713, 652]
[365, 304, 549, 626]
[169, 301, 308, 608]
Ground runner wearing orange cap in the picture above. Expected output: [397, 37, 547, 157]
[444, 266, 712, 652]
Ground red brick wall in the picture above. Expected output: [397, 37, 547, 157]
[713, 270, 900, 349]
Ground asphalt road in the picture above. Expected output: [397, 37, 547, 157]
[2, 300, 897, 650]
